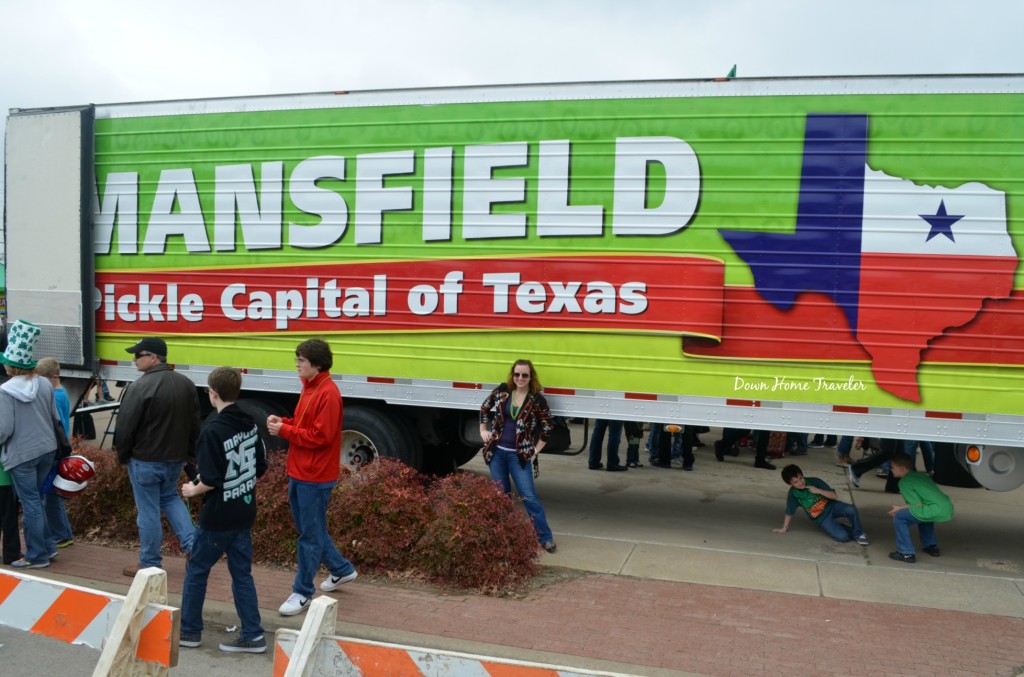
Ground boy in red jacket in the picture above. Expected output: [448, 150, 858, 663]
[268, 339, 357, 616]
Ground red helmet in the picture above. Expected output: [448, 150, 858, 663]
[58, 455, 96, 483]
[53, 475, 88, 498]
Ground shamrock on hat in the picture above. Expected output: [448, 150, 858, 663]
[0, 319, 43, 370]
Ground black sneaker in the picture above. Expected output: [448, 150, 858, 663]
[923, 545, 941, 557]
[179, 632, 202, 648]
[754, 459, 776, 470]
[889, 551, 916, 564]
[219, 635, 267, 654]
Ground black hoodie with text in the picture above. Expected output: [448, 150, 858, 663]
[195, 403, 268, 531]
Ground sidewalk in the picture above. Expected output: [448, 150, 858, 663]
[32, 541, 1024, 677]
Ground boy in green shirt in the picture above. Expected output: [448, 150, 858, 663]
[887, 452, 954, 564]
[773, 464, 869, 545]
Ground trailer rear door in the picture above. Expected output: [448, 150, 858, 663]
[4, 106, 94, 370]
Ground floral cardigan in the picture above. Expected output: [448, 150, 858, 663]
[479, 382, 553, 469]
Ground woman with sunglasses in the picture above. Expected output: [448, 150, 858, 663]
[479, 359, 556, 553]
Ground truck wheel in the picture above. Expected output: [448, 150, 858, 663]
[932, 442, 981, 488]
[342, 406, 423, 471]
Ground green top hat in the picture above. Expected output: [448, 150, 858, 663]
[0, 319, 42, 370]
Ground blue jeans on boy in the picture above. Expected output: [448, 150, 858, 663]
[588, 419, 623, 468]
[818, 501, 865, 543]
[9, 451, 56, 563]
[893, 509, 936, 555]
[488, 446, 554, 544]
[181, 527, 263, 641]
[44, 494, 73, 543]
[127, 458, 196, 567]
[288, 478, 356, 598]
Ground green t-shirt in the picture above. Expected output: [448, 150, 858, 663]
[899, 471, 954, 522]
[786, 477, 834, 523]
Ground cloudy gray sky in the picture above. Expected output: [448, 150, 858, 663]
[3, 0, 1023, 217]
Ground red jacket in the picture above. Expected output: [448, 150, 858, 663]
[281, 370, 343, 482]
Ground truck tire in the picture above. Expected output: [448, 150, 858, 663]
[342, 406, 423, 471]
[932, 442, 981, 489]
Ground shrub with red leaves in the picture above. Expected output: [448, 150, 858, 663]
[328, 457, 431, 572]
[413, 472, 539, 592]
[66, 446, 541, 593]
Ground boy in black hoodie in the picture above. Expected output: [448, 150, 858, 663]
[178, 367, 268, 653]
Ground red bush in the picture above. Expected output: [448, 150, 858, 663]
[328, 457, 432, 572]
[414, 472, 539, 592]
[66, 447, 542, 593]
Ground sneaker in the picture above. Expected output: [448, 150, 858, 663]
[56, 539, 74, 548]
[320, 571, 358, 591]
[123, 564, 142, 577]
[9, 558, 48, 569]
[48, 550, 59, 560]
[219, 635, 267, 654]
[855, 534, 870, 546]
[542, 541, 557, 553]
[754, 459, 776, 470]
[682, 462, 694, 471]
[809, 442, 825, 449]
[179, 632, 202, 648]
[279, 592, 310, 616]
[923, 545, 941, 557]
[875, 469, 889, 477]
[670, 459, 684, 469]
[888, 551, 916, 564]
[847, 465, 860, 488]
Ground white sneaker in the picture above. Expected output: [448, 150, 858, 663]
[278, 592, 310, 616]
[847, 465, 860, 488]
[856, 534, 870, 546]
[320, 571, 358, 591]
[670, 459, 684, 469]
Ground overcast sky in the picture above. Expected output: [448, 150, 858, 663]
[3, 0, 1023, 217]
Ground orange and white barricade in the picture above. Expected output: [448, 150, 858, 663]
[274, 596, 629, 677]
[0, 567, 178, 676]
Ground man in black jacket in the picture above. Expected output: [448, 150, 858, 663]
[116, 337, 200, 575]
[178, 367, 268, 653]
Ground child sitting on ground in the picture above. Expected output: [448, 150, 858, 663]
[887, 452, 953, 564]
[772, 464, 869, 545]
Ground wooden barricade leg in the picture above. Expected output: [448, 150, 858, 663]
[283, 596, 338, 677]
[92, 567, 175, 677]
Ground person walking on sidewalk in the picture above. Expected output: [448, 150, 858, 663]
[887, 453, 954, 564]
[179, 367, 268, 653]
[116, 337, 199, 576]
[0, 320, 61, 569]
[479, 359, 557, 553]
[772, 464, 870, 545]
[267, 339, 358, 616]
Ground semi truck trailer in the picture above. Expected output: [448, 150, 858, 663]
[5, 73, 1023, 487]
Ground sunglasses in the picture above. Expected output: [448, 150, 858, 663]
[513, 372, 531, 378]
[133, 352, 155, 360]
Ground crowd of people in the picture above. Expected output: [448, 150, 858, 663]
[1, 331, 957, 658]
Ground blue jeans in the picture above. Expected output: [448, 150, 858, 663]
[588, 420, 623, 467]
[127, 459, 196, 567]
[904, 440, 935, 474]
[488, 446, 554, 544]
[289, 478, 355, 598]
[893, 509, 937, 555]
[10, 451, 56, 563]
[818, 501, 865, 543]
[181, 527, 263, 640]
[44, 493, 73, 543]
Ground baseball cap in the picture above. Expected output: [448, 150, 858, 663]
[125, 337, 168, 357]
